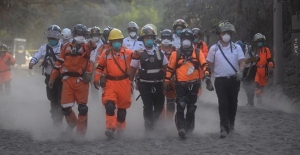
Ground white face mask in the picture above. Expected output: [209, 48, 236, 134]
[161, 39, 172, 46]
[221, 33, 231, 43]
[129, 32, 136, 37]
[182, 39, 192, 49]
[74, 36, 86, 43]
[93, 36, 100, 42]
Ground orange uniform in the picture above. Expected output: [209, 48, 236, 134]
[95, 43, 111, 66]
[50, 42, 94, 136]
[255, 47, 274, 87]
[94, 47, 133, 131]
[0, 53, 15, 85]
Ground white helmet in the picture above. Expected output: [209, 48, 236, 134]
[253, 33, 266, 42]
[61, 28, 72, 40]
[127, 21, 139, 30]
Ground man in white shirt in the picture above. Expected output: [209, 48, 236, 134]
[123, 21, 144, 52]
[206, 21, 245, 138]
[129, 24, 168, 132]
[172, 19, 188, 49]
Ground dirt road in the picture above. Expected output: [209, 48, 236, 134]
[0, 70, 300, 155]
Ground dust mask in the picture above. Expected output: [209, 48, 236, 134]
[182, 39, 191, 49]
[74, 36, 86, 43]
[221, 33, 231, 43]
[129, 32, 136, 37]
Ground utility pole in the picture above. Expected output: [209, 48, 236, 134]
[274, 0, 283, 84]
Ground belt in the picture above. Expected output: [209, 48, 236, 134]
[257, 65, 266, 68]
[216, 75, 236, 79]
[177, 79, 200, 84]
[106, 75, 128, 81]
[62, 72, 82, 77]
[139, 79, 163, 83]
[0, 68, 11, 73]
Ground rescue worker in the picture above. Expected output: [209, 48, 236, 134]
[236, 40, 257, 106]
[192, 28, 209, 96]
[95, 27, 112, 65]
[172, 19, 188, 49]
[123, 21, 144, 51]
[0, 44, 15, 95]
[93, 28, 134, 138]
[253, 33, 275, 104]
[164, 28, 213, 139]
[60, 28, 73, 46]
[206, 21, 245, 138]
[159, 29, 176, 121]
[29, 25, 64, 126]
[48, 24, 96, 136]
[129, 25, 169, 132]
[89, 26, 104, 102]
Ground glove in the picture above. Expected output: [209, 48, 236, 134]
[94, 80, 100, 90]
[163, 81, 171, 92]
[236, 70, 243, 81]
[205, 78, 214, 91]
[268, 67, 274, 77]
[29, 63, 34, 69]
[48, 80, 54, 89]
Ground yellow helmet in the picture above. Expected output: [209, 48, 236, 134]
[138, 24, 157, 41]
[108, 28, 124, 40]
[172, 19, 188, 31]
[253, 33, 266, 42]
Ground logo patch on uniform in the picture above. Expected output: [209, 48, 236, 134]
[149, 57, 155, 62]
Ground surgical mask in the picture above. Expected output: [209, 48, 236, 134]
[194, 38, 199, 43]
[112, 41, 122, 50]
[221, 33, 231, 43]
[257, 42, 264, 47]
[161, 39, 172, 46]
[182, 39, 192, 49]
[176, 30, 181, 36]
[93, 36, 100, 42]
[74, 36, 86, 43]
[129, 32, 136, 37]
[145, 39, 154, 48]
[49, 40, 58, 46]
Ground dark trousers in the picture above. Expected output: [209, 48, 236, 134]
[45, 74, 63, 124]
[243, 66, 257, 105]
[138, 82, 165, 130]
[214, 77, 240, 132]
[175, 82, 200, 132]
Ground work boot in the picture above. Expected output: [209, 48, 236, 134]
[220, 126, 229, 139]
[178, 129, 186, 139]
[246, 103, 254, 107]
[105, 129, 115, 138]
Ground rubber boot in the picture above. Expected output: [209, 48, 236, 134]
[105, 115, 117, 138]
[76, 114, 88, 136]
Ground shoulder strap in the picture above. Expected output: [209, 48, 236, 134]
[110, 49, 128, 76]
[176, 48, 182, 64]
[217, 44, 237, 72]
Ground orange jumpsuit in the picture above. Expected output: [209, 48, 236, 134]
[254, 47, 274, 97]
[94, 47, 133, 131]
[193, 40, 208, 96]
[0, 53, 15, 93]
[50, 42, 94, 136]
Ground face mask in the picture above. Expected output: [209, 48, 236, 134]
[112, 41, 122, 50]
[182, 39, 192, 49]
[257, 42, 264, 47]
[145, 39, 154, 48]
[93, 36, 100, 42]
[176, 30, 181, 36]
[221, 33, 231, 43]
[129, 32, 137, 37]
[161, 39, 172, 46]
[49, 40, 58, 46]
[194, 38, 199, 43]
[74, 36, 86, 43]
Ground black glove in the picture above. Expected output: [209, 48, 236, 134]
[163, 81, 171, 92]
[204, 76, 214, 91]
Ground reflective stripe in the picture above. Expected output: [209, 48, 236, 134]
[139, 79, 163, 83]
[147, 69, 161, 73]
[62, 102, 75, 108]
